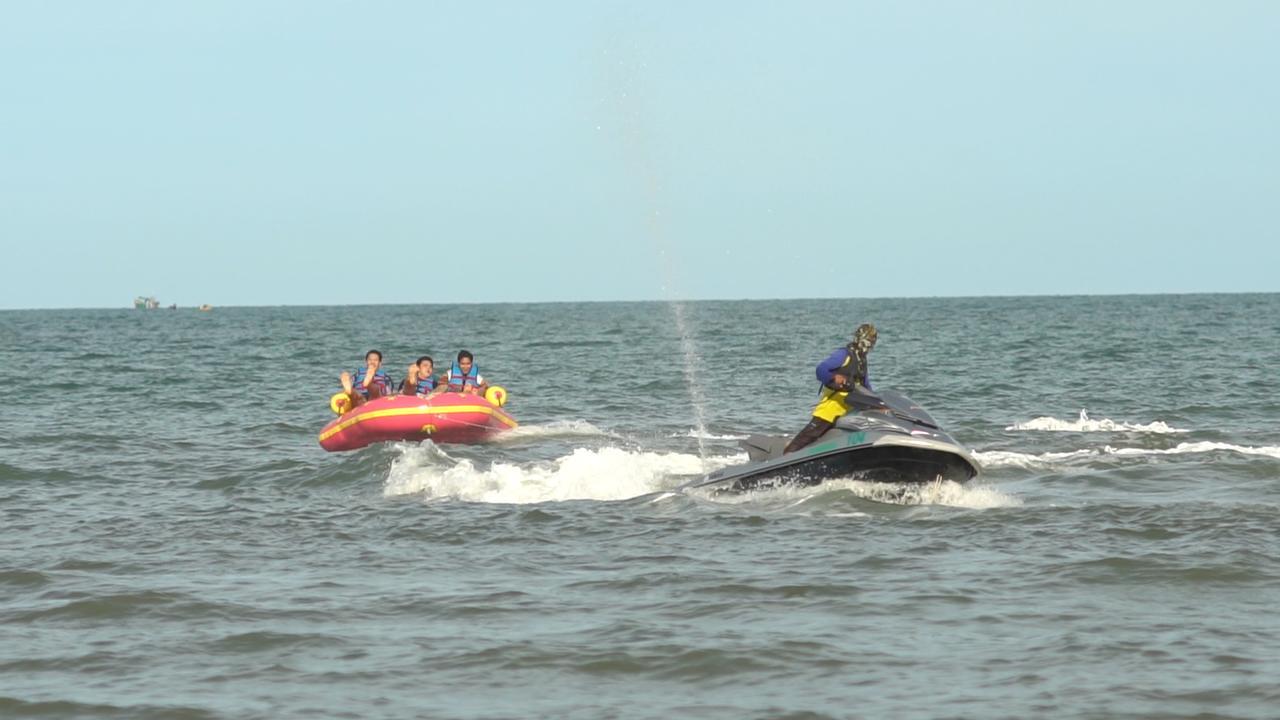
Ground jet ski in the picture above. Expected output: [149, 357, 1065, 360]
[680, 388, 980, 493]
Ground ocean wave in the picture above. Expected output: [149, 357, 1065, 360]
[1006, 409, 1186, 434]
[495, 420, 614, 441]
[695, 478, 1021, 509]
[10, 591, 262, 623]
[865, 480, 1021, 508]
[0, 462, 84, 484]
[205, 630, 344, 654]
[383, 444, 747, 504]
[974, 442, 1280, 469]
[972, 449, 1098, 469]
[0, 697, 215, 720]
[1103, 441, 1280, 460]
[671, 428, 749, 441]
[0, 569, 50, 588]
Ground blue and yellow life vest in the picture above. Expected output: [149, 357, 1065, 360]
[843, 347, 870, 389]
[819, 347, 869, 393]
[446, 362, 480, 391]
[409, 375, 438, 395]
[349, 367, 391, 398]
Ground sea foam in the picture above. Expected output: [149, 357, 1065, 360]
[1006, 409, 1185, 434]
[972, 449, 1098, 469]
[672, 428, 750, 441]
[694, 477, 1021, 509]
[384, 444, 746, 504]
[974, 442, 1280, 469]
[494, 420, 615, 441]
[1101, 441, 1280, 460]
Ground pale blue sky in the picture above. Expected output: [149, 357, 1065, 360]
[2, 1, 1277, 309]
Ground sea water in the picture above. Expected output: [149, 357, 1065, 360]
[1, 294, 1278, 719]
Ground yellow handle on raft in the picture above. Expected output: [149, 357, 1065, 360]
[330, 392, 352, 415]
[485, 385, 509, 407]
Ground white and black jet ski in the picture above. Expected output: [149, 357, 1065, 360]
[680, 389, 980, 494]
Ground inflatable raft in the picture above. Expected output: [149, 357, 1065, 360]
[318, 390, 517, 452]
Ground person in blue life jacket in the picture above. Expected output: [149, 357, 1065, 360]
[340, 349, 393, 408]
[445, 350, 488, 395]
[399, 355, 443, 398]
[783, 323, 878, 454]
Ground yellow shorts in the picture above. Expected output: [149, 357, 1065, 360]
[812, 388, 851, 423]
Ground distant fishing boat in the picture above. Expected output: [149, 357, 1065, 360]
[198, 304, 213, 312]
[133, 296, 160, 310]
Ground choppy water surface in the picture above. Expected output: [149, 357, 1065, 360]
[2, 295, 1278, 719]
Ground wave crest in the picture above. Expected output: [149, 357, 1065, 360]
[671, 428, 749, 441]
[696, 478, 1020, 509]
[498, 420, 614, 440]
[1007, 409, 1185, 434]
[384, 445, 746, 504]
[975, 442, 1280, 468]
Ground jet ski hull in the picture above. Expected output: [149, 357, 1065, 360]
[682, 390, 980, 494]
[709, 443, 977, 493]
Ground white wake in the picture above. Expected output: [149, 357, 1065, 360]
[671, 428, 749, 441]
[975, 442, 1280, 469]
[494, 420, 615, 442]
[384, 444, 746, 504]
[1006, 409, 1185, 434]
[694, 477, 1021, 509]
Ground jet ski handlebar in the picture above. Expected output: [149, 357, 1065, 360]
[846, 387, 939, 430]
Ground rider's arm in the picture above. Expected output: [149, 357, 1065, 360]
[815, 348, 850, 389]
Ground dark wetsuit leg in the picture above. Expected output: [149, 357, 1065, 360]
[784, 417, 834, 454]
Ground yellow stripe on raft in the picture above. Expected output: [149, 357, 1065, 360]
[318, 403, 518, 443]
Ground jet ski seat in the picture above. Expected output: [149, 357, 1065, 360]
[742, 435, 789, 462]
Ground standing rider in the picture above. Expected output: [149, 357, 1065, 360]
[783, 324, 878, 454]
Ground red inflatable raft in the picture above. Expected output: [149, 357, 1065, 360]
[318, 391, 518, 452]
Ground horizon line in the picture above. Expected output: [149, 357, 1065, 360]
[3, 289, 1278, 312]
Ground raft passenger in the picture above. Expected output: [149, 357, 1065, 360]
[340, 349, 393, 408]
[400, 355, 442, 398]
[445, 350, 488, 395]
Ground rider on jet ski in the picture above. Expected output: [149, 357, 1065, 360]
[783, 323, 878, 454]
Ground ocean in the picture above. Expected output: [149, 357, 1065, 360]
[2, 294, 1277, 719]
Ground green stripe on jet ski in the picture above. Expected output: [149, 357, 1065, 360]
[806, 431, 867, 455]
[674, 390, 979, 494]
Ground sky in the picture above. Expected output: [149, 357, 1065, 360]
[1, 1, 1277, 309]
